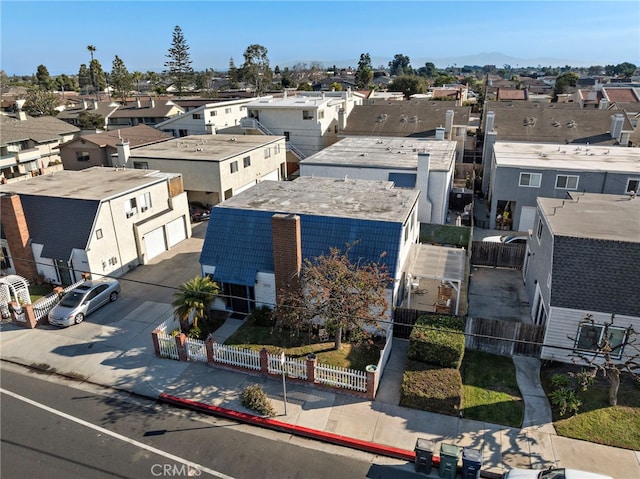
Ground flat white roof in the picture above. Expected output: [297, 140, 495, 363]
[245, 92, 349, 110]
[494, 141, 640, 173]
[301, 136, 457, 171]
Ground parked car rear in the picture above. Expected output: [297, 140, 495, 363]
[189, 202, 211, 222]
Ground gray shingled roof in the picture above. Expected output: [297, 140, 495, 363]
[342, 102, 470, 138]
[18, 195, 99, 261]
[0, 115, 80, 146]
[485, 101, 633, 145]
[60, 124, 172, 149]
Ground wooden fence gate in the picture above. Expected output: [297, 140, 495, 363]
[465, 317, 545, 357]
[471, 241, 526, 269]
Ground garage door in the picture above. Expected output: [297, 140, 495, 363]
[144, 227, 166, 260]
[166, 217, 187, 248]
[519, 206, 537, 232]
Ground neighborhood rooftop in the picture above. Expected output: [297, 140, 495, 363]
[126, 134, 283, 162]
[217, 176, 420, 223]
[301, 136, 457, 171]
[494, 141, 640, 173]
[538, 193, 640, 243]
[0, 167, 180, 201]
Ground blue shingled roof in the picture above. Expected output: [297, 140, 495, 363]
[200, 207, 402, 286]
[19, 195, 99, 261]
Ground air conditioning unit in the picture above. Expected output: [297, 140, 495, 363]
[126, 211, 134, 218]
[141, 206, 148, 212]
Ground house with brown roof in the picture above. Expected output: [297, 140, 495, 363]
[1, 113, 80, 183]
[106, 98, 184, 131]
[496, 88, 528, 101]
[58, 125, 173, 171]
[56, 99, 120, 130]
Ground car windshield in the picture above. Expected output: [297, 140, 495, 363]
[59, 290, 86, 307]
[539, 469, 566, 479]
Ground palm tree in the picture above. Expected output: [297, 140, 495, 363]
[172, 276, 220, 334]
[87, 45, 97, 100]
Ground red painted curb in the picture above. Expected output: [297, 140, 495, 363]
[159, 393, 418, 462]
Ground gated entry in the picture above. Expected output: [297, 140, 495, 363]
[471, 241, 525, 269]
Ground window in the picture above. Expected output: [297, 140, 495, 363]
[626, 178, 640, 194]
[243, 156, 251, 168]
[125, 198, 137, 217]
[264, 148, 271, 159]
[225, 108, 232, 114]
[76, 151, 90, 162]
[284, 131, 290, 141]
[519, 172, 541, 187]
[139, 192, 152, 211]
[275, 143, 281, 154]
[318, 110, 325, 119]
[302, 110, 313, 120]
[555, 175, 579, 190]
[1, 246, 11, 270]
[192, 113, 202, 120]
[133, 161, 149, 170]
[230, 161, 238, 173]
[536, 218, 543, 240]
[96, 229, 103, 240]
[210, 111, 217, 117]
[179, 129, 188, 137]
[575, 322, 627, 358]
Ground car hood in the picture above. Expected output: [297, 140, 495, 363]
[49, 304, 79, 318]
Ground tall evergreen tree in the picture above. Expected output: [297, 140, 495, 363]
[228, 57, 238, 89]
[241, 44, 272, 95]
[164, 25, 193, 97]
[89, 59, 107, 97]
[355, 53, 373, 89]
[110, 55, 133, 103]
[78, 64, 92, 94]
[35, 64, 52, 90]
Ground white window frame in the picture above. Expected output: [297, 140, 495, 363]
[555, 174, 579, 190]
[574, 323, 627, 359]
[626, 178, 640, 194]
[125, 198, 137, 217]
[210, 110, 217, 117]
[264, 147, 271, 159]
[536, 218, 543, 241]
[519, 172, 542, 188]
[139, 192, 152, 212]
[302, 110, 313, 120]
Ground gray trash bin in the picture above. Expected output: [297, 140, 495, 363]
[414, 438, 435, 474]
[461, 447, 483, 479]
[438, 443, 461, 479]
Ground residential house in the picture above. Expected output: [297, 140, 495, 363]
[299, 136, 457, 224]
[56, 99, 120, 130]
[481, 102, 638, 195]
[120, 134, 287, 206]
[199, 176, 420, 330]
[155, 98, 258, 137]
[485, 141, 640, 231]
[1, 113, 80, 182]
[240, 90, 364, 160]
[0, 167, 190, 284]
[106, 98, 185, 130]
[523, 192, 640, 365]
[59, 124, 172, 171]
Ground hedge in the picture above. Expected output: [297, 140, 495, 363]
[400, 360, 462, 416]
[408, 314, 466, 369]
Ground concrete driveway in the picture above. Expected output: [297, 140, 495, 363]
[467, 266, 531, 322]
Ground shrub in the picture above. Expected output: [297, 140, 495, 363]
[549, 387, 581, 417]
[241, 385, 276, 417]
[551, 373, 571, 389]
[247, 306, 275, 327]
[400, 360, 462, 416]
[408, 315, 465, 369]
[572, 368, 596, 392]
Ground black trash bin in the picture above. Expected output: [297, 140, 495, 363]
[461, 447, 483, 479]
[414, 438, 435, 474]
[438, 443, 461, 479]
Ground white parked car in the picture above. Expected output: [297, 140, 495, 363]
[504, 467, 613, 479]
[482, 234, 528, 244]
[48, 278, 121, 327]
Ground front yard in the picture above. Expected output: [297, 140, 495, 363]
[541, 362, 640, 450]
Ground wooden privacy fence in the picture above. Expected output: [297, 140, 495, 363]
[393, 308, 425, 339]
[471, 241, 526, 269]
[465, 317, 544, 357]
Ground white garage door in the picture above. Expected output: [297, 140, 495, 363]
[519, 206, 537, 232]
[262, 169, 279, 182]
[145, 227, 166, 260]
[166, 217, 187, 248]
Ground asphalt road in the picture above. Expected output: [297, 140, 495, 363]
[0, 363, 419, 479]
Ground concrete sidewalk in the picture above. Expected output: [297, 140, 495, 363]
[1, 311, 638, 479]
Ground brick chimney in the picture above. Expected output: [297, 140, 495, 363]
[271, 214, 302, 307]
[0, 193, 38, 280]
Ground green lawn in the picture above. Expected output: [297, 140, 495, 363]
[224, 322, 381, 371]
[29, 284, 55, 302]
[541, 363, 640, 450]
[460, 350, 524, 428]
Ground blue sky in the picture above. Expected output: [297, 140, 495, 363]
[2, 1, 639, 76]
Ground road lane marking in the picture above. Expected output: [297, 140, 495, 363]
[0, 387, 236, 479]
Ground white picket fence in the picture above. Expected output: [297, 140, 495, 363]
[32, 279, 87, 322]
[267, 353, 308, 380]
[315, 363, 367, 392]
[210, 343, 261, 371]
[185, 337, 208, 362]
[157, 331, 179, 360]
